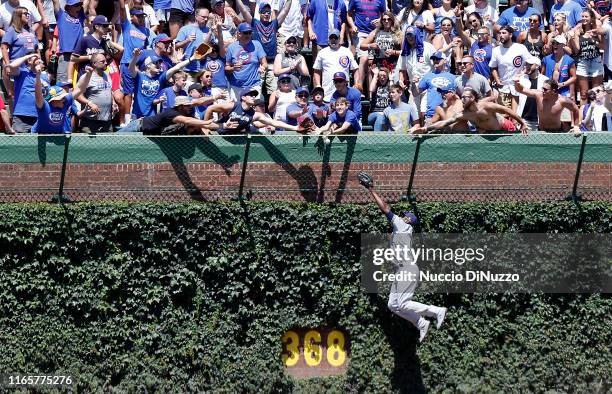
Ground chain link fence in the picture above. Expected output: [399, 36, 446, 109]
[0, 132, 609, 203]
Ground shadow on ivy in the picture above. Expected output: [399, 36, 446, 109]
[333, 135, 357, 203]
[374, 293, 427, 394]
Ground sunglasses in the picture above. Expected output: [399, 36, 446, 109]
[460, 95, 472, 99]
[286, 41, 297, 45]
[529, 18, 539, 22]
[280, 79, 291, 83]
[297, 94, 309, 98]
[459, 62, 473, 65]
[246, 91, 258, 97]
[242, 31, 253, 35]
[333, 80, 346, 83]
[382, 17, 392, 21]
[261, 10, 271, 14]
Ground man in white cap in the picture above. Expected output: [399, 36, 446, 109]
[516, 55, 547, 131]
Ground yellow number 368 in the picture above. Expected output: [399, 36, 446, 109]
[282, 329, 347, 367]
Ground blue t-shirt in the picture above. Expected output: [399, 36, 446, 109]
[203, 56, 229, 88]
[120, 19, 149, 65]
[14, 68, 49, 118]
[55, 9, 85, 53]
[549, 1, 583, 28]
[470, 41, 493, 79]
[32, 94, 74, 134]
[252, 19, 279, 59]
[329, 109, 361, 132]
[171, 0, 195, 13]
[542, 54, 575, 97]
[133, 71, 168, 117]
[226, 40, 266, 88]
[2, 27, 38, 60]
[348, 0, 385, 34]
[158, 86, 188, 110]
[307, 0, 347, 46]
[154, 0, 172, 9]
[497, 6, 542, 38]
[330, 87, 362, 120]
[176, 24, 210, 72]
[418, 70, 455, 117]
[308, 102, 331, 127]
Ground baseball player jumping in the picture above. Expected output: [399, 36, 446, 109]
[358, 172, 447, 342]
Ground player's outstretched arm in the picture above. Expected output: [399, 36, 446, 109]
[357, 172, 390, 215]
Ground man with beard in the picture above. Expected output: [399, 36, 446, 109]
[514, 75, 580, 133]
[489, 25, 530, 112]
[411, 87, 529, 134]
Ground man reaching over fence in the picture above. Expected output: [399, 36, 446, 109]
[358, 171, 446, 343]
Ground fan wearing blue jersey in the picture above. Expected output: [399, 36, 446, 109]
[128, 47, 199, 118]
[32, 64, 91, 134]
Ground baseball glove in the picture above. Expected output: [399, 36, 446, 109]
[297, 115, 315, 134]
[192, 43, 212, 60]
[357, 171, 374, 189]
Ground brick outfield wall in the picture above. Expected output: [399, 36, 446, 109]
[0, 161, 610, 202]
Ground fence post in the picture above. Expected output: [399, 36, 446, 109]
[238, 134, 252, 200]
[52, 133, 71, 204]
[566, 134, 587, 203]
[402, 136, 422, 202]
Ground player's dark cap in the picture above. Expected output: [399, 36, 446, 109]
[403, 211, 418, 225]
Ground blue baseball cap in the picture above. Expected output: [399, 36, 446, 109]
[278, 73, 291, 82]
[238, 22, 253, 33]
[403, 211, 418, 225]
[259, 2, 272, 11]
[430, 51, 446, 60]
[240, 86, 260, 99]
[332, 72, 347, 81]
[46, 85, 68, 102]
[328, 29, 341, 38]
[405, 26, 416, 35]
[130, 9, 145, 15]
[437, 86, 454, 94]
[153, 33, 172, 45]
[65, 0, 82, 6]
[296, 86, 309, 96]
[92, 15, 111, 25]
[144, 55, 162, 66]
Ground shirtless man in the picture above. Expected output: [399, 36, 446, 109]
[410, 87, 528, 134]
[426, 87, 469, 133]
[514, 75, 580, 133]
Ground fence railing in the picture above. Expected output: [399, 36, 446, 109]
[0, 132, 610, 203]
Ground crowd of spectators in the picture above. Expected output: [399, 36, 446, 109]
[0, 0, 611, 135]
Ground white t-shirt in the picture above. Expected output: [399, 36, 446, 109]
[603, 22, 612, 68]
[489, 42, 530, 94]
[400, 41, 434, 82]
[274, 90, 296, 122]
[0, 0, 42, 30]
[313, 45, 358, 101]
[273, 0, 304, 38]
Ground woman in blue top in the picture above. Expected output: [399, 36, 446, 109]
[32, 64, 91, 134]
[1, 7, 38, 62]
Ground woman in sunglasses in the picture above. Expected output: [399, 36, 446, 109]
[517, 13, 548, 60]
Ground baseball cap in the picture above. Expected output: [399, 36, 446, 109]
[405, 26, 416, 35]
[437, 86, 453, 94]
[525, 55, 541, 66]
[238, 22, 253, 33]
[92, 15, 111, 25]
[259, 2, 272, 11]
[173, 96, 193, 107]
[278, 73, 291, 82]
[46, 85, 68, 102]
[213, 0, 225, 4]
[130, 9, 145, 16]
[403, 211, 418, 225]
[312, 86, 324, 95]
[153, 33, 173, 45]
[553, 35, 567, 45]
[332, 72, 347, 81]
[328, 29, 341, 38]
[240, 86, 260, 99]
[144, 55, 162, 66]
[65, 0, 82, 6]
[430, 51, 446, 60]
[296, 86, 309, 96]
[188, 83, 203, 93]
